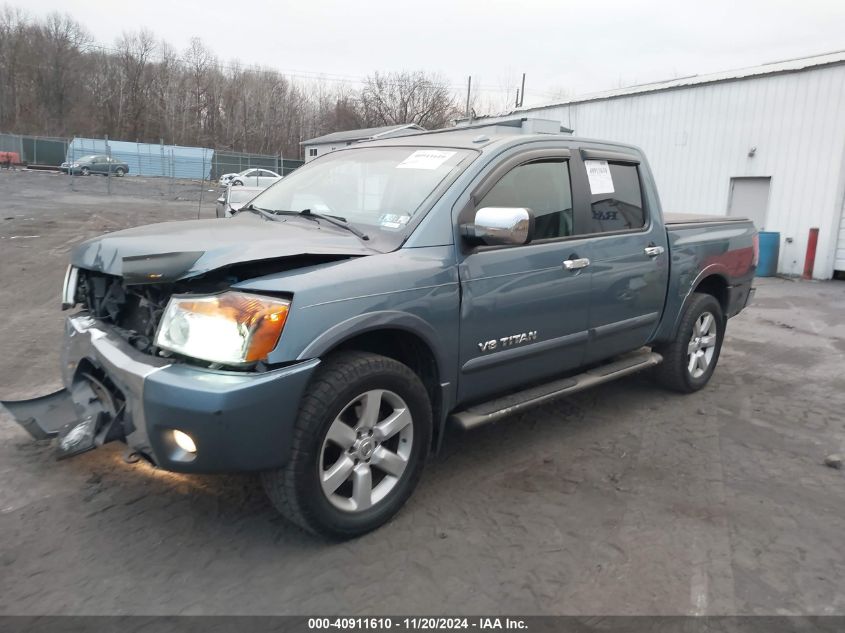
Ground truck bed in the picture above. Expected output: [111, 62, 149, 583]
[663, 212, 749, 226]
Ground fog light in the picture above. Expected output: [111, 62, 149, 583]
[172, 430, 196, 453]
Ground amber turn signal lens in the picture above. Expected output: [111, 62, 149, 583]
[244, 303, 289, 361]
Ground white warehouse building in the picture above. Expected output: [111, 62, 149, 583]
[458, 51, 845, 279]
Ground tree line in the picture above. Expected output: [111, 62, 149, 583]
[0, 6, 462, 159]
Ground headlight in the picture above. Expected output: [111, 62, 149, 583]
[155, 291, 290, 365]
[72, 163, 79, 167]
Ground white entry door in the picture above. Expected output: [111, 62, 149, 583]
[727, 177, 771, 231]
[835, 202, 845, 273]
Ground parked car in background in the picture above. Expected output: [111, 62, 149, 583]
[61, 155, 129, 176]
[218, 171, 242, 187]
[219, 168, 281, 188]
[216, 186, 265, 218]
[231, 168, 281, 187]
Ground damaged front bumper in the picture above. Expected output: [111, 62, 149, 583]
[1, 314, 319, 472]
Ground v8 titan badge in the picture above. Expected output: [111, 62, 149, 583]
[478, 331, 538, 353]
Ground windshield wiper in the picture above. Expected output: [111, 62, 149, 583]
[266, 208, 369, 241]
[242, 203, 281, 221]
[243, 205, 369, 241]
[299, 209, 369, 241]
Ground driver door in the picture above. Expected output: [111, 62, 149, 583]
[457, 150, 592, 405]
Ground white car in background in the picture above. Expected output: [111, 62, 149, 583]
[218, 168, 282, 188]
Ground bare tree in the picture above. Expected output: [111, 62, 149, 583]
[360, 71, 459, 129]
[115, 29, 156, 139]
[0, 5, 471, 157]
[34, 12, 90, 133]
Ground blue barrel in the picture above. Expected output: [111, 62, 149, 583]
[756, 231, 780, 277]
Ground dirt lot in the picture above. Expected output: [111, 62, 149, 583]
[1, 169, 845, 615]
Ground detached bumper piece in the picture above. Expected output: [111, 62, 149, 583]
[2, 380, 120, 460]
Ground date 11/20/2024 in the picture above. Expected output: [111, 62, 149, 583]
[307, 617, 528, 630]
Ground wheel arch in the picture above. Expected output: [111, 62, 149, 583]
[297, 312, 452, 453]
[692, 273, 729, 316]
[656, 267, 731, 344]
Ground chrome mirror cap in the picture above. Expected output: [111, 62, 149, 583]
[463, 207, 535, 246]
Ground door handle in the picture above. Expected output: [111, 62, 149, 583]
[563, 258, 591, 270]
[644, 246, 665, 257]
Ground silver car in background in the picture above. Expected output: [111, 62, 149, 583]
[215, 186, 265, 218]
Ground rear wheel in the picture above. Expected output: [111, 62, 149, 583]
[654, 292, 724, 393]
[262, 352, 431, 538]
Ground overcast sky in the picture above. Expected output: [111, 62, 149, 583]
[22, 0, 845, 111]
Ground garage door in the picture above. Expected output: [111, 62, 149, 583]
[836, 205, 845, 272]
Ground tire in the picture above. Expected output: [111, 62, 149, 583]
[80, 167, 90, 176]
[262, 351, 432, 538]
[232, 179, 243, 186]
[115, 167, 125, 177]
[654, 292, 725, 393]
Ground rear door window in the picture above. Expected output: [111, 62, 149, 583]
[588, 162, 645, 233]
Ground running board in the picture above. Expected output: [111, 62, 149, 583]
[450, 348, 663, 430]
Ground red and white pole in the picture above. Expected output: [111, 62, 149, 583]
[802, 228, 819, 280]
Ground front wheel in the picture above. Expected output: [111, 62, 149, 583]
[115, 167, 125, 176]
[654, 292, 724, 393]
[80, 167, 90, 176]
[231, 179, 243, 186]
[262, 351, 432, 538]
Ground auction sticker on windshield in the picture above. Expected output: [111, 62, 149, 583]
[396, 150, 456, 170]
[378, 214, 411, 229]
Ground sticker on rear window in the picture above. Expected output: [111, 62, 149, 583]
[585, 160, 614, 195]
[396, 150, 456, 170]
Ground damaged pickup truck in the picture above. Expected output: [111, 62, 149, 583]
[2, 128, 757, 537]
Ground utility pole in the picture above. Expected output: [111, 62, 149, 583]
[465, 76, 472, 119]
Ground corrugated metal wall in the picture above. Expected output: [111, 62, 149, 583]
[488, 64, 845, 278]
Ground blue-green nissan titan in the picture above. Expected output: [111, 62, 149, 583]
[2, 126, 757, 537]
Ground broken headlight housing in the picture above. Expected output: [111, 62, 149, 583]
[61, 265, 79, 309]
[155, 291, 290, 365]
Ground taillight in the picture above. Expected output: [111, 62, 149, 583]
[752, 232, 760, 267]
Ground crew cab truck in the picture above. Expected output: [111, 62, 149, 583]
[1, 128, 757, 538]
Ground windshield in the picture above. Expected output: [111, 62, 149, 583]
[249, 146, 472, 243]
[228, 189, 260, 204]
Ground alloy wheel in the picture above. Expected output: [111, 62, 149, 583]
[318, 389, 413, 513]
[687, 311, 717, 378]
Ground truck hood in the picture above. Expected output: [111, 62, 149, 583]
[71, 213, 377, 282]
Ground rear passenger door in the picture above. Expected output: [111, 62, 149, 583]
[576, 149, 669, 363]
[457, 147, 593, 404]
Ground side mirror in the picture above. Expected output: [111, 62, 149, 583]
[461, 207, 535, 246]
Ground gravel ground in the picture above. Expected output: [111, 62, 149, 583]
[1, 169, 845, 615]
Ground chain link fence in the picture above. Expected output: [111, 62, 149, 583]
[0, 132, 303, 204]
